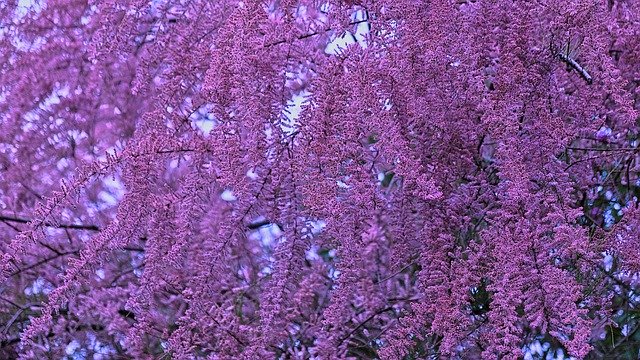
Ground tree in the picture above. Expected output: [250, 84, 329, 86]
[1, 0, 640, 358]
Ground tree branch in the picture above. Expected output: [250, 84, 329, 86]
[265, 19, 370, 48]
[0, 214, 100, 231]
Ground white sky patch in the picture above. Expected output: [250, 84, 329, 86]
[325, 9, 370, 54]
[246, 168, 259, 180]
[98, 191, 119, 206]
[622, 323, 630, 336]
[11, 0, 47, 51]
[310, 220, 326, 235]
[56, 157, 69, 171]
[603, 252, 613, 272]
[65, 340, 81, 356]
[96, 175, 125, 210]
[264, 126, 274, 143]
[383, 98, 392, 111]
[194, 119, 215, 134]
[281, 91, 310, 134]
[96, 269, 106, 280]
[260, 224, 282, 246]
[325, 32, 355, 55]
[260, 266, 272, 276]
[221, 189, 237, 201]
[330, 268, 340, 280]
[90, 334, 116, 360]
[22, 85, 70, 125]
[15, 0, 45, 20]
[24, 277, 52, 296]
[190, 104, 216, 136]
[306, 246, 320, 260]
[337, 179, 349, 188]
[523, 340, 553, 360]
[103, 176, 125, 199]
[247, 217, 284, 247]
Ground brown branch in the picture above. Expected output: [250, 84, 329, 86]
[337, 306, 395, 348]
[10, 250, 79, 277]
[567, 147, 639, 152]
[555, 50, 593, 84]
[564, 153, 618, 171]
[264, 19, 370, 48]
[375, 259, 418, 284]
[0, 214, 100, 231]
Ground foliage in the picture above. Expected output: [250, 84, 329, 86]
[1, 0, 640, 359]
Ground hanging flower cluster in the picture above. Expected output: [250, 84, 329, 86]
[1, 0, 640, 358]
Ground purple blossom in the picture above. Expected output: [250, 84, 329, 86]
[1, 0, 640, 359]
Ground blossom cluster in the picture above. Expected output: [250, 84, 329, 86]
[1, 0, 640, 359]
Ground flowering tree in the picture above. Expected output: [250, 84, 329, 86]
[2, 0, 640, 358]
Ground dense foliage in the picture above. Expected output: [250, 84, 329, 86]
[2, 0, 640, 358]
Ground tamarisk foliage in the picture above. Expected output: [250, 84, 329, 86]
[1, 0, 640, 358]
